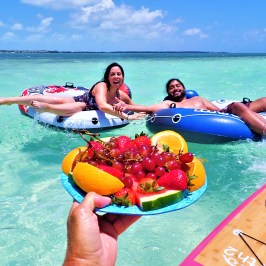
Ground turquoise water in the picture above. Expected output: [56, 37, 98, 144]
[0, 52, 266, 266]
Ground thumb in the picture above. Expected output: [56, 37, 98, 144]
[81, 192, 111, 211]
[114, 97, 121, 103]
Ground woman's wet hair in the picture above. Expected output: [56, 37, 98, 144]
[165, 78, 185, 95]
[91, 62, 124, 91]
[103, 62, 124, 90]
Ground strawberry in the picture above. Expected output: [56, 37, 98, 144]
[89, 140, 104, 151]
[137, 177, 164, 193]
[97, 165, 123, 179]
[112, 188, 136, 206]
[157, 169, 188, 190]
[133, 132, 151, 148]
[116, 135, 135, 152]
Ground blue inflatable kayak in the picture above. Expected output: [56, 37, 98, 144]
[146, 107, 266, 143]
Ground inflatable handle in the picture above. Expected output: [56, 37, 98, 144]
[185, 90, 199, 99]
[65, 82, 75, 88]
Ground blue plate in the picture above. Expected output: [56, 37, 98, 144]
[61, 173, 207, 216]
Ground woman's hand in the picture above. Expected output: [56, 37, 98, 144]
[63, 192, 141, 266]
[128, 113, 147, 121]
[113, 97, 127, 111]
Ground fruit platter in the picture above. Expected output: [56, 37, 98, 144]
[61, 130, 207, 215]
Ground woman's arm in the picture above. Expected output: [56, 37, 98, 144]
[93, 82, 131, 120]
[93, 83, 145, 121]
[119, 90, 135, 105]
[114, 98, 169, 113]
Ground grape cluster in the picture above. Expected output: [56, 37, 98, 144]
[79, 134, 194, 190]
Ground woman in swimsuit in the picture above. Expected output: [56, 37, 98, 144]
[0, 62, 144, 121]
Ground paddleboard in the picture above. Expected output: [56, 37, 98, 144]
[181, 184, 266, 266]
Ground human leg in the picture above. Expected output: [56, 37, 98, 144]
[249, 97, 266, 113]
[0, 95, 75, 106]
[230, 102, 266, 135]
[31, 101, 86, 116]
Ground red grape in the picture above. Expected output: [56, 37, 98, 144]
[141, 157, 156, 171]
[131, 162, 143, 174]
[165, 160, 181, 171]
[180, 152, 194, 163]
[138, 144, 150, 157]
[112, 161, 124, 171]
[146, 172, 157, 179]
[120, 175, 133, 188]
[154, 166, 166, 177]
[135, 170, 146, 180]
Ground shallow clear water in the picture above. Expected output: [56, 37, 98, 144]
[0, 52, 266, 266]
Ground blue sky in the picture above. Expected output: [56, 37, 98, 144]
[1, 0, 266, 52]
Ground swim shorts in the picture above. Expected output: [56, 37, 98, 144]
[73, 91, 98, 111]
[221, 98, 252, 114]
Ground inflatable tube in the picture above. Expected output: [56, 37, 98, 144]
[119, 83, 132, 98]
[185, 90, 199, 99]
[19, 83, 132, 131]
[147, 91, 266, 143]
[146, 108, 266, 144]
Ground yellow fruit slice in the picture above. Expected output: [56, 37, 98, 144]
[151, 130, 188, 154]
[72, 162, 124, 195]
[61, 146, 88, 175]
[61, 137, 112, 176]
[188, 157, 206, 192]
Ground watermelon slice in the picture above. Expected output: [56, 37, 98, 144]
[135, 189, 184, 211]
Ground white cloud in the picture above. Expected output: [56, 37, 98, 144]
[11, 23, 23, 31]
[25, 34, 43, 42]
[70, 0, 114, 25]
[20, 0, 175, 42]
[242, 29, 266, 42]
[21, 0, 102, 10]
[128, 7, 163, 24]
[26, 17, 53, 32]
[1, 32, 16, 40]
[19, 0, 177, 48]
[174, 17, 183, 24]
[183, 28, 208, 38]
[76, 4, 164, 27]
[49, 32, 83, 42]
[69, 3, 172, 40]
[0, 21, 4, 27]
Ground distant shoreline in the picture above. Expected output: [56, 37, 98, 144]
[1, 50, 265, 56]
[0, 50, 225, 54]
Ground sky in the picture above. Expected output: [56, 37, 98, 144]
[1, 0, 266, 52]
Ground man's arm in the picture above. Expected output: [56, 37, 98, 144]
[114, 98, 170, 113]
[202, 98, 221, 111]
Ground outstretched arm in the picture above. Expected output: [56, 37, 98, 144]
[93, 83, 144, 120]
[114, 97, 169, 113]
[92, 83, 130, 119]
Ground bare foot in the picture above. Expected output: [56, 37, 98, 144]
[31, 101, 49, 113]
[0, 98, 12, 105]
